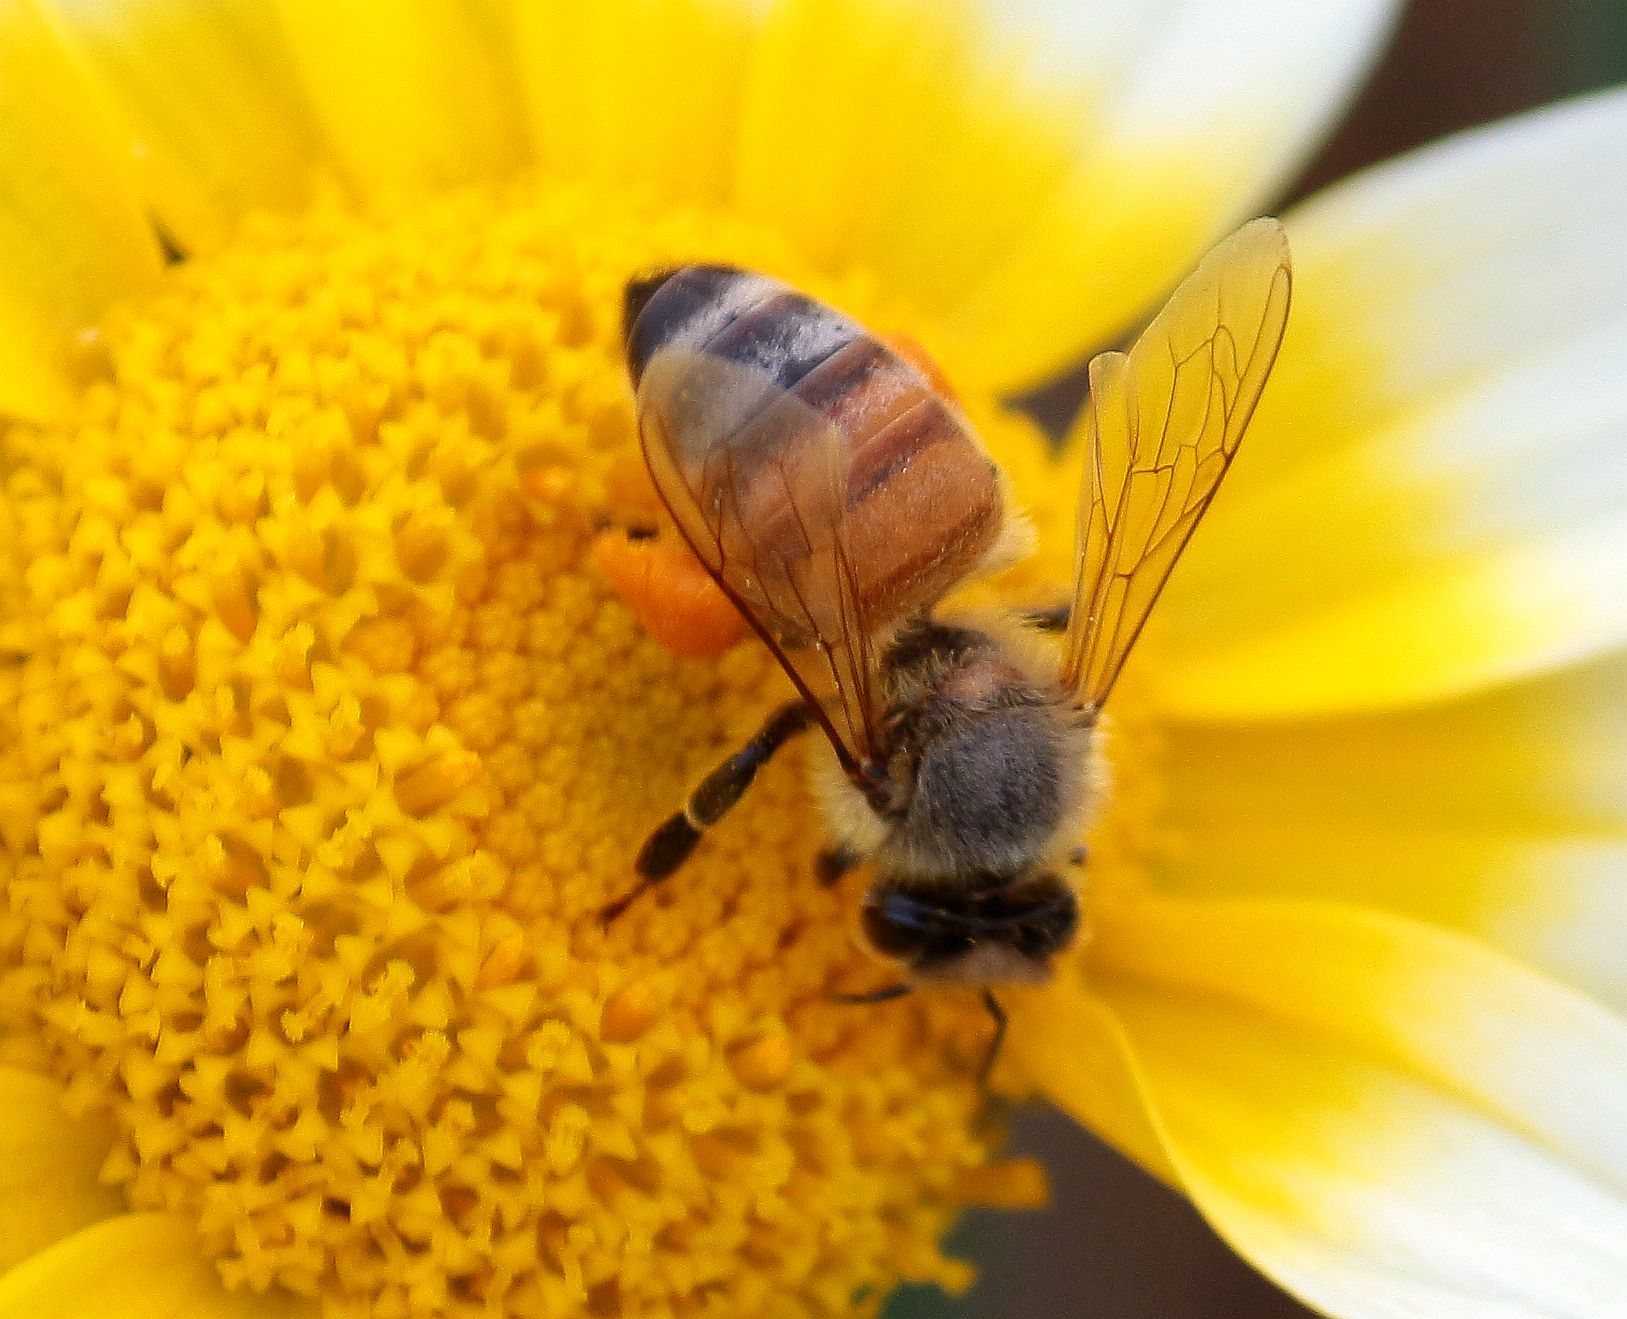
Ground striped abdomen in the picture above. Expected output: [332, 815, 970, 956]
[623, 265, 1004, 639]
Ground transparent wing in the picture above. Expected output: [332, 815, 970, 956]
[1061, 217, 1292, 706]
[636, 347, 884, 772]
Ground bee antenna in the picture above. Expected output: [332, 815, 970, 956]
[831, 982, 912, 1006]
[978, 989, 1008, 1089]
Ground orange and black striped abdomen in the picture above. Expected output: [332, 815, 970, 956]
[624, 266, 1004, 634]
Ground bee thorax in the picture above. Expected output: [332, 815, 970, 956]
[877, 642, 1092, 879]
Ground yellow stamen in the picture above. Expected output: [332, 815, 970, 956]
[729, 1032, 795, 1092]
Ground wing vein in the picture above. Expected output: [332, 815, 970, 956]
[1061, 219, 1292, 707]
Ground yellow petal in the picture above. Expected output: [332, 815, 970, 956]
[0, 1068, 122, 1273]
[0, 1214, 312, 1318]
[1148, 87, 1627, 718]
[1004, 973, 1176, 1185]
[947, 0, 1401, 389]
[1054, 899, 1627, 1319]
[1154, 509, 1627, 721]
[271, 0, 525, 201]
[513, 0, 756, 206]
[49, 0, 333, 255]
[0, 0, 162, 421]
[1155, 648, 1627, 1011]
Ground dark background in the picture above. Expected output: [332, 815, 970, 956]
[886, 3, 1627, 1318]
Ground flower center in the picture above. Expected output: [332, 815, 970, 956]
[0, 181, 1152, 1316]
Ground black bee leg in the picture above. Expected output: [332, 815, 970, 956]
[831, 982, 913, 1006]
[601, 701, 812, 924]
[978, 989, 1008, 1088]
[1023, 603, 1072, 633]
[815, 845, 862, 887]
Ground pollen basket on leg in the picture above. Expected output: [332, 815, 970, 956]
[0, 187, 1037, 1317]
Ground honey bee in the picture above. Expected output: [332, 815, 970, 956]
[602, 221, 1292, 1078]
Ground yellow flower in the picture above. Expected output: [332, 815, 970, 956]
[0, 2, 1623, 1318]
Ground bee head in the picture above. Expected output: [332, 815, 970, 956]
[861, 871, 1078, 986]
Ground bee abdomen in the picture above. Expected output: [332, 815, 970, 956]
[626, 265, 1005, 629]
[625, 266, 858, 391]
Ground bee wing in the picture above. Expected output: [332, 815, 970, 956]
[636, 347, 884, 772]
[1061, 218, 1292, 706]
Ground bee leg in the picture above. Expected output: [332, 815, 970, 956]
[601, 701, 813, 924]
[831, 982, 913, 1005]
[1023, 603, 1071, 633]
[977, 989, 1008, 1088]
[814, 845, 862, 887]
[835, 986, 1007, 1089]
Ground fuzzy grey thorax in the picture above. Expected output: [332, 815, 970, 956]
[865, 617, 1093, 882]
